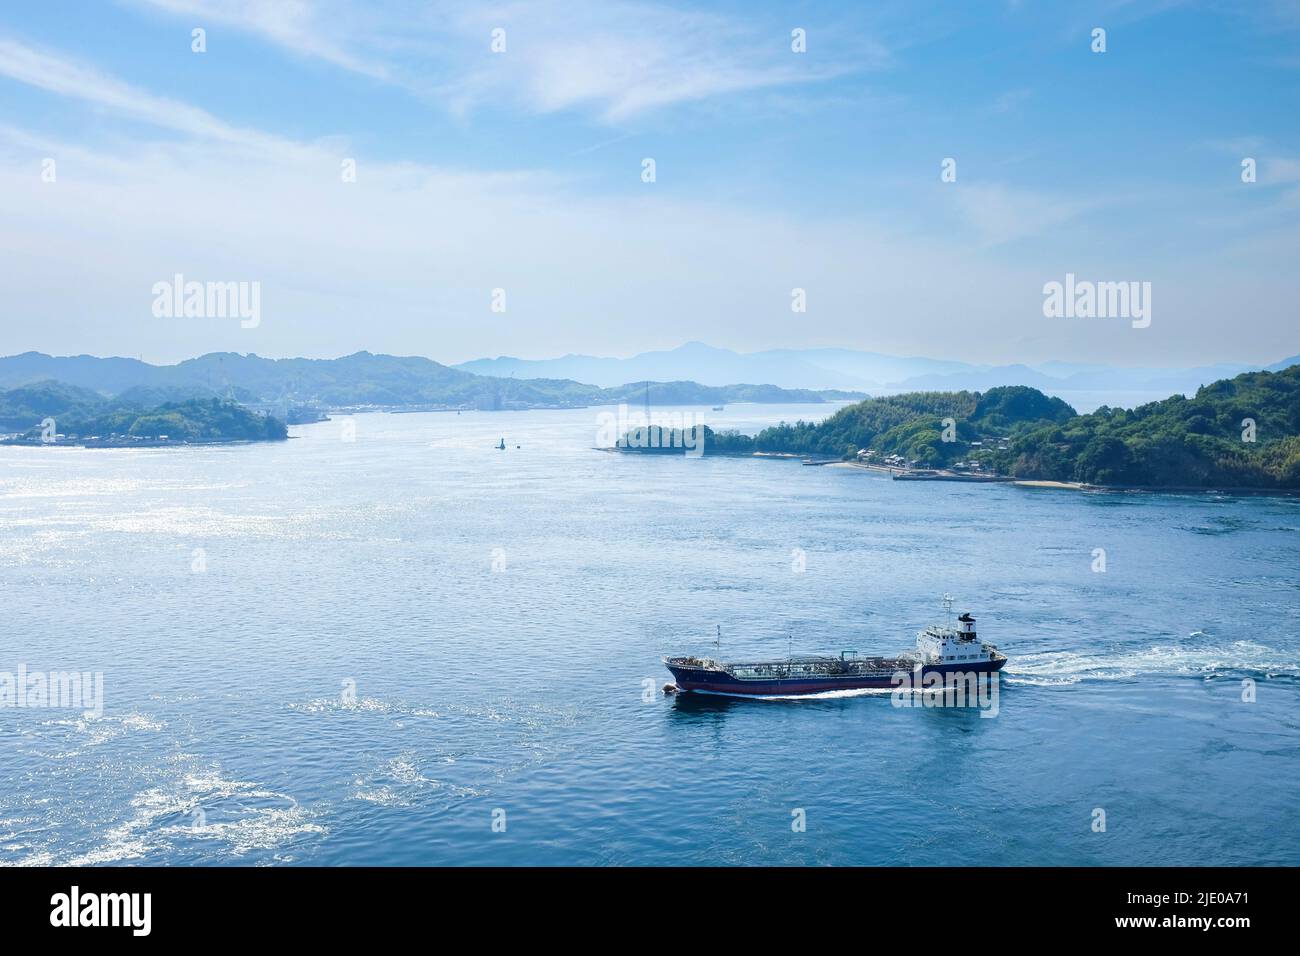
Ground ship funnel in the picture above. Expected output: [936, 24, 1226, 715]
[957, 612, 976, 636]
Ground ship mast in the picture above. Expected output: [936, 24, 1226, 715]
[942, 592, 954, 626]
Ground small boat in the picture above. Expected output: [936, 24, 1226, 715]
[496, 438, 506, 450]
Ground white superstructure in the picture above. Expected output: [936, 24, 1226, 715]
[915, 612, 999, 664]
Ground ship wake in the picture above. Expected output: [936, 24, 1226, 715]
[1005, 635, 1299, 685]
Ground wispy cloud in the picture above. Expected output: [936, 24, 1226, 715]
[1261, 156, 1300, 183]
[0, 41, 1041, 367]
[1260, 156, 1300, 204]
[981, 88, 1033, 117]
[0, 37, 292, 151]
[3, 4, 1295, 367]
[127, 0, 390, 79]
[128, 0, 880, 122]
[951, 183, 1096, 246]
[445, 1, 868, 121]
[1202, 138, 1300, 204]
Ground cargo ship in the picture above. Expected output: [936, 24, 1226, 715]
[663, 603, 1005, 696]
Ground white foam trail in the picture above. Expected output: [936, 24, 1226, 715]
[351, 753, 483, 807]
[1006, 637, 1298, 685]
[20, 764, 328, 867]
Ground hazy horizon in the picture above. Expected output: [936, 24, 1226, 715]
[4, 339, 1298, 372]
[2, 1, 1298, 367]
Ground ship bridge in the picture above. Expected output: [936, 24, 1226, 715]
[915, 613, 997, 664]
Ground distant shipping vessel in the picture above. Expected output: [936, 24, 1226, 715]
[663, 605, 1006, 696]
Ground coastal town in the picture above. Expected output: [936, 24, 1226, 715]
[830, 438, 1015, 482]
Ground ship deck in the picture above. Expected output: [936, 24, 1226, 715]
[666, 654, 919, 679]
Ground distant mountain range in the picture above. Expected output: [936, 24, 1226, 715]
[5, 345, 1297, 418]
[456, 341, 1300, 399]
[0, 351, 860, 414]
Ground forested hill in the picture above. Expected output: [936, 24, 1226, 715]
[756, 370, 1300, 487]
[617, 386, 1075, 461]
[753, 386, 1075, 461]
[61, 397, 288, 443]
[619, 368, 1300, 489]
[0, 385, 287, 444]
[988, 364, 1300, 487]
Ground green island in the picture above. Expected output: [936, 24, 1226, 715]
[618, 364, 1300, 490]
[0, 382, 287, 445]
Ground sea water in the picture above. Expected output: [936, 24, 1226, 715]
[1, 405, 1297, 865]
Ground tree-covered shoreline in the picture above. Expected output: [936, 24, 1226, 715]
[616, 367, 1300, 489]
[1, 388, 287, 445]
[987, 367, 1300, 488]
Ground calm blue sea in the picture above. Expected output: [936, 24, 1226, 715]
[2, 404, 1298, 866]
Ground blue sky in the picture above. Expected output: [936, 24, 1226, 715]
[0, 0, 1297, 366]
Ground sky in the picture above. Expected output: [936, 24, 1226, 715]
[0, 0, 1297, 367]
